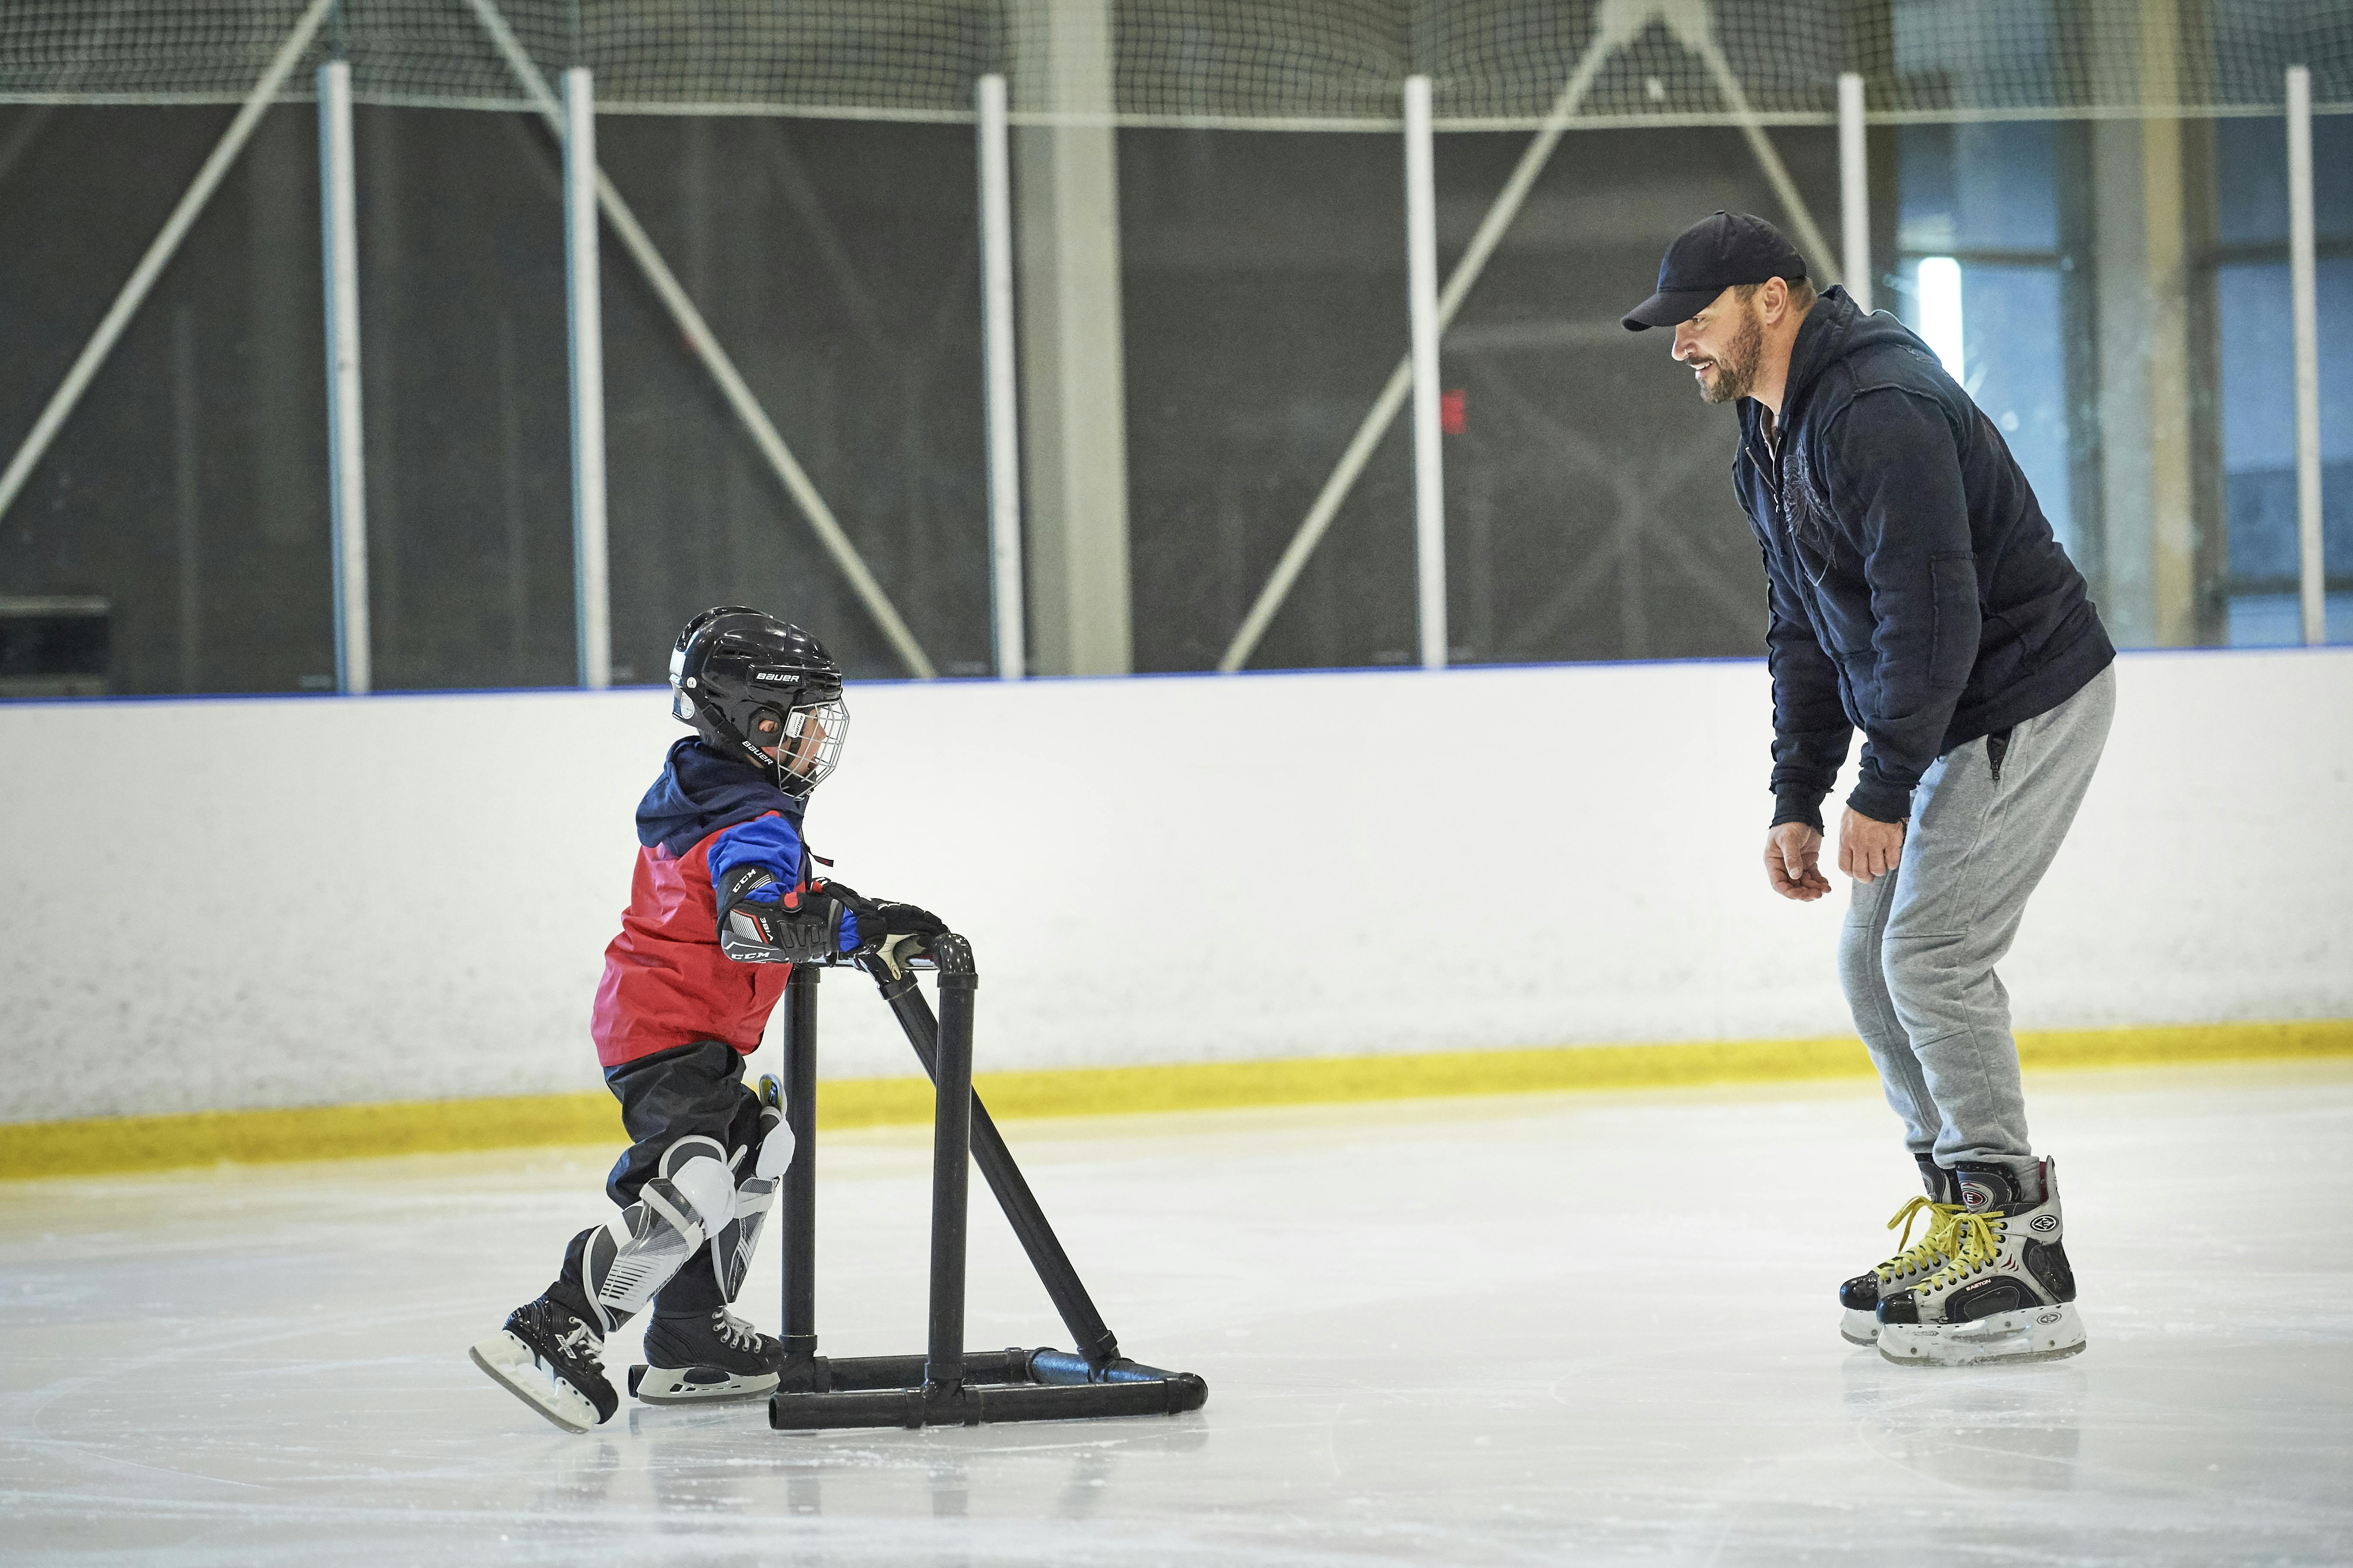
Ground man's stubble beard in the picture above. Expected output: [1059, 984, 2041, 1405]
[1697, 306, 1762, 406]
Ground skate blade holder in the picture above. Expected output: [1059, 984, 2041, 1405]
[764, 936, 1208, 1433]
[626, 1363, 779, 1406]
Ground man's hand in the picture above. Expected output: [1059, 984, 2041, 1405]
[1837, 808, 1906, 884]
[1766, 822, 1831, 901]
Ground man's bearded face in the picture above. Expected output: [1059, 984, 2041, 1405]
[1673, 289, 1764, 406]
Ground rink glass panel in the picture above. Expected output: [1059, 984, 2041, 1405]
[1117, 122, 1840, 673]
[1896, 112, 2353, 651]
[0, 105, 989, 697]
[2209, 113, 2353, 647]
[592, 115, 992, 686]
[0, 104, 335, 698]
[6, 98, 2352, 700]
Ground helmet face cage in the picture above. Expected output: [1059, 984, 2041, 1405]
[774, 696, 848, 796]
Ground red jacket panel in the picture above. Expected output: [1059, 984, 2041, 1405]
[590, 827, 790, 1068]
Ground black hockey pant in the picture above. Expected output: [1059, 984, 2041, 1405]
[549, 1038, 772, 1325]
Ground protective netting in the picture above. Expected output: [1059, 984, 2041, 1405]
[1, 1, 2347, 124]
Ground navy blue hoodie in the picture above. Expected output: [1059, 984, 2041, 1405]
[1736, 286, 2115, 828]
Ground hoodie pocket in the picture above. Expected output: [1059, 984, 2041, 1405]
[1928, 553, 1978, 690]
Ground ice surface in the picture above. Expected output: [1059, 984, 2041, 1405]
[3, 1062, 2350, 1566]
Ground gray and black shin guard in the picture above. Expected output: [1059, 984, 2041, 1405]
[579, 1156, 737, 1332]
[710, 1177, 778, 1302]
[629, 1111, 795, 1405]
[709, 1101, 796, 1303]
[630, 1123, 795, 1404]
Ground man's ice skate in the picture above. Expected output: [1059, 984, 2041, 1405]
[469, 1296, 620, 1433]
[629, 1307, 786, 1404]
[1876, 1158, 2085, 1367]
[1838, 1156, 1963, 1346]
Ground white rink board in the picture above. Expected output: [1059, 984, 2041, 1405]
[1, 647, 2348, 1122]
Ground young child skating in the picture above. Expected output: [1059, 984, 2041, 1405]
[470, 606, 944, 1433]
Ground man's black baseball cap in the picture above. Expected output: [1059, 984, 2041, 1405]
[1621, 211, 1806, 331]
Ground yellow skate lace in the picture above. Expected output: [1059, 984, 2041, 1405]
[1873, 1197, 1965, 1283]
[1918, 1212, 2008, 1293]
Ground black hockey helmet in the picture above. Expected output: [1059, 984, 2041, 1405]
[668, 606, 848, 797]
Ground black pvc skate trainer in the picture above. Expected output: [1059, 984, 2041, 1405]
[760, 935, 1207, 1432]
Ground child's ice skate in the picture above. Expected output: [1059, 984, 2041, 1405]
[1876, 1157, 2085, 1367]
[629, 1307, 787, 1404]
[469, 1295, 620, 1433]
[1838, 1156, 1964, 1346]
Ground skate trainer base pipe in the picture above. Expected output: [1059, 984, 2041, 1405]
[760, 937, 1207, 1432]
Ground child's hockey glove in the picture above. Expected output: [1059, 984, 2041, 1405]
[714, 865, 853, 963]
[870, 899, 949, 948]
[809, 881, 949, 958]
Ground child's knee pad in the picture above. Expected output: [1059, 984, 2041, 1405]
[753, 1106, 795, 1181]
[581, 1149, 737, 1330]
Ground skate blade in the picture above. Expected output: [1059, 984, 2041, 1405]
[628, 1361, 782, 1405]
[470, 1332, 601, 1434]
[1878, 1304, 2086, 1368]
[1840, 1306, 1881, 1346]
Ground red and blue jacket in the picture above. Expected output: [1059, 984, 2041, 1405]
[590, 739, 846, 1067]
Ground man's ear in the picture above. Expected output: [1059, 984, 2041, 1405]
[1759, 276, 1788, 325]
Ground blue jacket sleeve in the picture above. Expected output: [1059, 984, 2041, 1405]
[707, 812, 860, 952]
[1825, 388, 1979, 824]
[706, 812, 804, 906]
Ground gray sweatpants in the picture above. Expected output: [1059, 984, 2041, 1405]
[1839, 664, 2115, 1175]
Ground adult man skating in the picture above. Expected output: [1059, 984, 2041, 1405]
[1623, 212, 2115, 1365]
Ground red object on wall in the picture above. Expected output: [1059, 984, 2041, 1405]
[1440, 388, 1467, 435]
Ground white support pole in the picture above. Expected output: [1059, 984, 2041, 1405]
[0, 0, 334, 529]
[1217, 23, 1627, 673]
[564, 66, 611, 690]
[977, 74, 1025, 681]
[2287, 65, 2325, 647]
[318, 56, 370, 696]
[463, 0, 935, 679]
[1403, 76, 1447, 671]
[1838, 71, 1871, 316]
[1689, 36, 1840, 287]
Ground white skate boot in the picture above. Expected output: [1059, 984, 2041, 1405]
[1876, 1158, 2085, 1367]
[1838, 1156, 1964, 1346]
